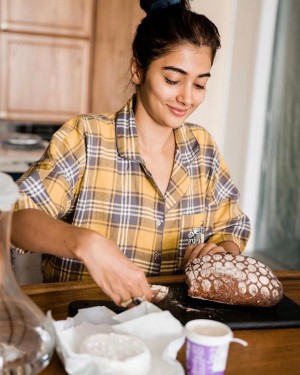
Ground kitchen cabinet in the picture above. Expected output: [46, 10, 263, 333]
[0, 32, 91, 122]
[0, 0, 145, 124]
[0, 0, 94, 37]
[0, 0, 95, 123]
[91, 0, 144, 113]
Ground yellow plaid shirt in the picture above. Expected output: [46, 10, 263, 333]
[14, 97, 251, 282]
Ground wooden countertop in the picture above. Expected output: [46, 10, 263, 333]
[22, 271, 300, 375]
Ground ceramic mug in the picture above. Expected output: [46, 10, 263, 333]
[185, 319, 248, 375]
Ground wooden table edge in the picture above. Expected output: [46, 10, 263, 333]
[22, 270, 299, 296]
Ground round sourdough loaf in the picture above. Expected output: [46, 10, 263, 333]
[185, 253, 283, 307]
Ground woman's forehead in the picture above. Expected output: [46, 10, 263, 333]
[150, 44, 212, 74]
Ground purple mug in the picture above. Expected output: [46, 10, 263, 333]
[185, 320, 248, 375]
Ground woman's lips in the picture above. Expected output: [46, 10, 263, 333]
[167, 105, 188, 117]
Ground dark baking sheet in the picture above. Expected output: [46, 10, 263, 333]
[68, 283, 300, 330]
[154, 283, 300, 329]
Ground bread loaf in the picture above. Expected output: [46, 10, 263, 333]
[185, 253, 283, 307]
[151, 284, 169, 303]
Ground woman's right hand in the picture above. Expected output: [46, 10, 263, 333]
[74, 228, 153, 306]
[12, 209, 152, 307]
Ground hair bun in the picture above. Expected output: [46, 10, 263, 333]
[140, 0, 183, 14]
[140, 0, 154, 14]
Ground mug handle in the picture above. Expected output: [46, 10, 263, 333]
[231, 337, 248, 346]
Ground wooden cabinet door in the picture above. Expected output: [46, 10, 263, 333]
[0, 0, 95, 37]
[0, 32, 91, 122]
[91, 0, 144, 113]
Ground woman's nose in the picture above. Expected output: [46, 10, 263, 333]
[176, 85, 193, 107]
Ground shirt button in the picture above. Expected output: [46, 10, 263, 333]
[154, 251, 159, 260]
[156, 219, 162, 228]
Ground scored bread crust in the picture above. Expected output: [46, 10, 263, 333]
[185, 253, 283, 307]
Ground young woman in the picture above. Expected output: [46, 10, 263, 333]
[12, 0, 251, 307]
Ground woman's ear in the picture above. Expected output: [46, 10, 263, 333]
[130, 58, 143, 85]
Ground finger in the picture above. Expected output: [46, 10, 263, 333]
[126, 265, 153, 301]
[183, 244, 204, 266]
[207, 245, 226, 255]
[129, 273, 153, 302]
[114, 268, 152, 305]
[186, 243, 218, 264]
[198, 243, 218, 256]
[112, 288, 144, 308]
[120, 298, 136, 308]
[107, 290, 126, 306]
[140, 282, 153, 302]
[186, 245, 206, 265]
[121, 295, 146, 309]
[116, 283, 149, 308]
[99, 271, 136, 307]
[100, 280, 131, 306]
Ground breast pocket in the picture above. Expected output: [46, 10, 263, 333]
[177, 212, 207, 270]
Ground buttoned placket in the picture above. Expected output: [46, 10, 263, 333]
[152, 197, 165, 268]
[154, 217, 162, 261]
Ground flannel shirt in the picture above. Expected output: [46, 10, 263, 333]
[14, 97, 251, 282]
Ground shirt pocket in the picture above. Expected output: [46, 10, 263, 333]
[177, 212, 207, 270]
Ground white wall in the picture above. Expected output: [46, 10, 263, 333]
[190, 0, 278, 250]
[190, 0, 238, 149]
[239, 0, 278, 249]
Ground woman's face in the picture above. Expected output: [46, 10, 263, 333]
[132, 44, 212, 130]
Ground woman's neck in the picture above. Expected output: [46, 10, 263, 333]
[133, 98, 176, 195]
[134, 100, 175, 154]
[136, 123, 175, 155]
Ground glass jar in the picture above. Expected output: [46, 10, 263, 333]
[0, 172, 55, 374]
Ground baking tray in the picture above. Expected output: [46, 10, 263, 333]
[68, 282, 300, 330]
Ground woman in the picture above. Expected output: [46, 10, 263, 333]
[12, 0, 251, 306]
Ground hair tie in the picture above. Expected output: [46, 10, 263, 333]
[149, 0, 181, 12]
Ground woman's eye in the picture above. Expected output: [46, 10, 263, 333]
[194, 84, 205, 90]
[165, 77, 178, 85]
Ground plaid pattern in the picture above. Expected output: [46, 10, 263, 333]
[14, 97, 251, 281]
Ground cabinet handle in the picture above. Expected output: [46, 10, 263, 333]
[0, 22, 9, 31]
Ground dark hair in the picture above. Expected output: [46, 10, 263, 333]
[132, 0, 221, 73]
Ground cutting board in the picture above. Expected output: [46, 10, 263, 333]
[68, 282, 300, 330]
[154, 283, 300, 329]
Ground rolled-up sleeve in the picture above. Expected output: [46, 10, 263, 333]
[15, 118, 86, 218]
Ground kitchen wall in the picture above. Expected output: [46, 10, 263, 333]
[189, 0, 278, 251]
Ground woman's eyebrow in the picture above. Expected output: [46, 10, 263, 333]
[162, 66, 211, 78]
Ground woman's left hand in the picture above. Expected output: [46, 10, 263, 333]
[183, 243, 226, 266]
[183, 240, 241, 267]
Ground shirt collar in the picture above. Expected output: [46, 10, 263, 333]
[174, 123, 200, 169]
[116, 96, 143, 164]
[116, 96, 200, 167]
